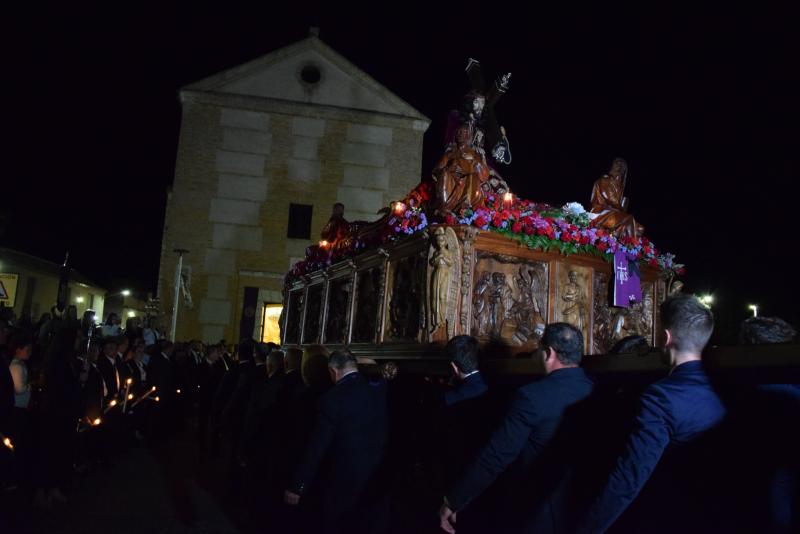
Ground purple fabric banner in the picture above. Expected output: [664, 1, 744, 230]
[614, 250, 642, 308]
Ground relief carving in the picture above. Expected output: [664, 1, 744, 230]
[471, 253, 548, 348]
[593, 271, 611, 354]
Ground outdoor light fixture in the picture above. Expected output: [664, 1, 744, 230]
[121, 289, 131, 296]
[76, 296, 84, 303]
[128, 311, 136, 318]
[748, 304, 758, 317]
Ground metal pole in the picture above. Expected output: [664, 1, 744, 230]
[171, 249, 189, 341]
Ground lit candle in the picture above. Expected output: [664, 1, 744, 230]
[103, 399, 118, 414]
[393, 201, 406, 215]
[92, 417, 102, 426]
[176, 389, 181, 395]
[319, 240, 329, 249]
[2, 436, 12, 451]
[503, 192, 513, 207]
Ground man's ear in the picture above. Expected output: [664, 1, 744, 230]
[450, 361, 459, 375]
[663, 329, 673, 348]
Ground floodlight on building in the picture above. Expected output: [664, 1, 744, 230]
[76, 296, 85, 303]
[122, 289, 131, 297]
[128, 311, 136, 318]
[748, 304, 758, 317]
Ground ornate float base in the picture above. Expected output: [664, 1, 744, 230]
[282, 225, 666, 358]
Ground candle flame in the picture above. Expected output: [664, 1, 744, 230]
[319, 240, 329, 248]
[128, 394, 134, 400]
[154, 397, 160, 402]
[176, 389, 181, 394]
[93, 418, 102, 426]
[151, 386, 156, 391]
[504, 192, 513, 202]
[109, 400, 117, 407]
[2, 437, 12, 450]
[393, 201, 406, 215]
[126, 378, 133, 385]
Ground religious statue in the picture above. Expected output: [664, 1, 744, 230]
[429, 228, 454, 333]
[488, 272, 514, 338]
[473, 271, 492, 337]
[561, 271, 586, 331]
[589, 158, 645, 238]
[432, 123, 491, 217]
[431, 60, 513, 219]
[320, 203, 349, 244]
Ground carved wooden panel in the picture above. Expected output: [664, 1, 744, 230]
[324, 277, 352, 344]
[471, 252, 548, 350]
[352, 267, 383, 343]
[554, 264, 592, 352]
[284, 289, 304, 344]
[302, 284, 324, 344]
[384, 252, 426, 343]
[593, 271, 612, 354]
[602, 280, 656, 351]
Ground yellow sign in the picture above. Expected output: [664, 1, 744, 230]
[0, 273, 19, 308]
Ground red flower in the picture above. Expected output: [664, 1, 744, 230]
[648, 258, 659, 267]
[511, 221, 522, 233]
[474, 216, 488, 228]
[536, 227, 547, 236]
[579, 235, 590, 245]
[677, 267, 686, 276]
[445, 214, 457, 225]
[492, 215, 503, 227]
[597, 243, 608, 252]
[524, 225, 534, 235]
[561, 233, 572, 242]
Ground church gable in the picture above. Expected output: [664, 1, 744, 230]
[184, 37, 427, 121]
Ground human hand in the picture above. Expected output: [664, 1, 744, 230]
[284, 490, 300, 506]
[439, 501, 457, 533]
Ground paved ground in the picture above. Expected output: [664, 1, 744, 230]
[3, 431, 244, 534]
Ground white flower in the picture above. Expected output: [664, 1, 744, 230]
[562, 202, 586, 217]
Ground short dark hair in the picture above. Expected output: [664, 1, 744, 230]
[609, 335, 650, 356]
[446, 335, 480, 373]
[661, 294, 714, 353]
[284, 347, 303, 370]
[268, 350, 285, 371]
[8, 330, 33, 354]
[542, 323, 584, 365]
[739, 316, 797, 345]
[328, 348, 358, 371]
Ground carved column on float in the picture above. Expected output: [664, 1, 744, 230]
[460, 227, 479, 335]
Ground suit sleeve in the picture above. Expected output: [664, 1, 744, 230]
[290, 395, 338, 495]
[447, 389, 538, 511]
[581, 385, 674, 533]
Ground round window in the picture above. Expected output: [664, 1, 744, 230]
[300, 64, 322, 85]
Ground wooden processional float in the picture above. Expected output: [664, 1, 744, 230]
[281, 225, 665, 361]
[281, 59, 679, 369]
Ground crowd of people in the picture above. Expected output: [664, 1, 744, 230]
[1, 295, 798, 533]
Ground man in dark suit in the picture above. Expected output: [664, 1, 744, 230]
[437, 336, 491, 493]
[147, 340, 176, 439]
[439, 323, 594, 534]
[196, 343, 225, 454]
[96, 337, 120, 402]
[284, 349, 388, 534]
[577, 294, 726, 533]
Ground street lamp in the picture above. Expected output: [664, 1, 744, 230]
[121, 289, 131, 297]
[748, 304, 758, 317]
[699, 294, 714, 306]
[75, 296, 85, 303]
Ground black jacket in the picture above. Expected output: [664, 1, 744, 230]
[447, 367, 594, 520]
[291, 372, 388, 523]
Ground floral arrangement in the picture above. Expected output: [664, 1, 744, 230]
[286, 192, 683, 284]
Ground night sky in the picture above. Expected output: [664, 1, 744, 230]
[5, 6, 799, 341]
